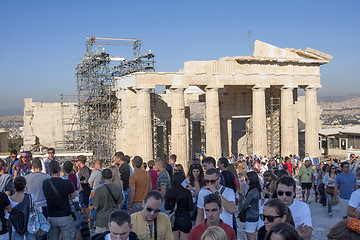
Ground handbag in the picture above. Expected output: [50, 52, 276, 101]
[27, 195, 50, 237]
[237, 209, 246, 223]
[169, 203, 177, 229]
[326, 186, 335, 195]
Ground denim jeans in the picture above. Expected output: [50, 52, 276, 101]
[48, 215, 75, 240]
[0, 233, 9, 240]
[121, 189, 129, 212]
[11, 231, 36, 240]
[326, 193, 334, 213]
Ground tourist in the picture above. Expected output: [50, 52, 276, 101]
[227, 164, 240, 195]
[298, 159, 314, 203]
[186, 163, 204, 223]
[92, 210, 139, 240]
[349, 153, 359, 175]
[257, 199, 295, 240]
[0, 159, 14, 196]
[284, 157, 293, 176]
[109, 165, 124, 191]
[4, 149, 17, 173]
[276, 176, 312, 240]
[131, 191, 174, 240]
[147, 160, 157, 191]
[155, 159, 171, 199]
[200, 226, 228, 240]
[0, 190, 11, 239]
[169, 154, 177, 170]
[347, 188, 360, 218]
[42, 161, 76, 240]
[334, 161, 358, 218]
[327, 218, 360, 239]
[12, 152, 31, 178]
[241, 171, 261, 240]
[355, 167, 360, 188]
[9, 177, 35, 240]
[189, 194, 235, 240]
[323, 164, 338, 216]
[165, 170, 193, 240]
[128, 156, 151, 214]
[202, 157, 225, 185]
[93, 169, 124, 234]
[318, 163, 329, 207]
[265, 222, 301, 240]
[88, 160, 103, 229]
[24, 157, 50, 217]
[44, 148, 58, 173]
[196, 168, 236, 229]
[217, 158, 236, 193]
[76, 155, 92, 222]
[114, 152, 130, 212]
[174, 164, 184, 172]
[263, 170, 278, 201]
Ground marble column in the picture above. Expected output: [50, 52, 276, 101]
[281, 86, 294, 157]
[305, 86, 319, 158]
[205, 87, 222, 159]
[252, 86, 267, 156]
[170, 87, 188, 167]
[293, 88, 299, 155]
[136, 88, 153, 161]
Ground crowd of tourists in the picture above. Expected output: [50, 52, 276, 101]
[0, 149, 359, 240]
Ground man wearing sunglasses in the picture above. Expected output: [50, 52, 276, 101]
[276, 176, 312, 240]
[131, 191, 173, 240]
[189, 194, 236, 240]
[4, 149, 17, 173]
[196, 168, 236, 229]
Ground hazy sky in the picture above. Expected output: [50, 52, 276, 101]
[1, 0, 359, 115]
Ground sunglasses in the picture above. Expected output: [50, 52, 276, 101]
[20, 156, 28, 159]
[204, 193, 221, 202]
[205, 178, 218, 184]
[277, 190, 293, 196]
[245, 178, 249, 181]
[260, 214, 283, 222]
[146, 206, 161, 213]
[48, 152, 54, 154]
[191, 163, 201, 168]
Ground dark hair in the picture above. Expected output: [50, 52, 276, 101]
[123, 155, 130, 163]
[76, 155, 86, 164]
[114, 152, 124, 159]
[264, 199, 295, 226]
[341, 161, 349, 169]
[218, 158, 229, 168]
[246, 171, 261, 194]
[202, 157, 216, 167]
[265, 222, 300, 240]
[10, 149, 17, 155]
[148, 160, 155, 169]
[14, 176, 26, 192]
[263, 170, 278, 181]
[172, 170, 185, 188]
[187, 163, 204, 187]
[277, 169, 290, 178]
[63, 161, 73, 174]
[327, 164, 338, 175]
[0, 159, 5, 171]
[205, 168, 220, 178]
[48, 148, 55, 153]
[144, 191, 162, 203]
[327, 218, 360, 239]
[169, 154, 177, 162]
[204, 194, 222, 209]
[102, 169, 113, 180]
[276, 176, 296, 192]
[32, 157, 42, 170]
[49, 160, 60, 174]
[156, 159, 166, 169]
[132, 156, 143, 169]
[108, 210, 131, 227]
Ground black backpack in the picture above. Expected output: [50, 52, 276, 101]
[9, 193, 31, 235]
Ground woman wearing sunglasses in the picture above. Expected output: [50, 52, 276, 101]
[323, 164, 338, 216]
[241, 171, 261, 240]
[257, 199, 295, 240]
[186, 163, 204, 224]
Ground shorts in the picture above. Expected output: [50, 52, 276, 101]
[79, 190, 91, 208]
[173, 217, 192, 233]
[245, 221, 258, 233]
[301, 183, 312, 190]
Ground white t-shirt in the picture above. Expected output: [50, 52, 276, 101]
[197, 186, 235, 227]
[289, 199, 312, 229]
[349, 189, 360, 212]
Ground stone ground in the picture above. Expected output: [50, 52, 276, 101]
[237, 178, 343, 239]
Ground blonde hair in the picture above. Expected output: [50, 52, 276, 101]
[109, 165, 123, 190]
[200, 226, 227, 240]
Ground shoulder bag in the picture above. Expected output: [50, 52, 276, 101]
[27, 195, 50, 237]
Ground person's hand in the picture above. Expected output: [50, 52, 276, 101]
[297, 223, 310, 238]
[205, 185, 217, 194]
[334, 197, 338, 205]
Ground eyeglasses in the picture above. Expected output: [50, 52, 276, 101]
[205, 178, 218, 184]
[146, 206, 161, 213]
[191, 163, 201, 168]
[277, 190, 293, 196]
[204, 194, 221, 202]
[48, 152, 54, 154]
[260, 214, 283, 222]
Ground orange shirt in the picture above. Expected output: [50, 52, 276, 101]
[129, 169, 150, 202]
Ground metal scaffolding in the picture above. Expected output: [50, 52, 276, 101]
[62, 37, 155, 164]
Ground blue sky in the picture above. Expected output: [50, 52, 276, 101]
[1, 0, 359, 115]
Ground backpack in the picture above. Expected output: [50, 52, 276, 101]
[9, 193, 31, 235]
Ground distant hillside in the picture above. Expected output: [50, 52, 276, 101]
[318, 94, 360, 103]
[0, 115, 23, 138]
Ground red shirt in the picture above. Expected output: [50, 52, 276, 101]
[285, 162, 293, 175]
[148, 169, 158, 190]
[188, 219, 236, 240]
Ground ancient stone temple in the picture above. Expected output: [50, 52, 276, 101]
[23, 40, 332, 169]
[114, 40, 332, 169]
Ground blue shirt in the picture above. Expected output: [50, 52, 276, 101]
[335, 172, 356, 199]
